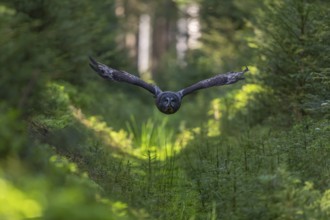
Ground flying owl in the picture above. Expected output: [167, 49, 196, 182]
[89, 57, 248, 114]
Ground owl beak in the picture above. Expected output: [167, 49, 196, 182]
[166, 106, 174, 113]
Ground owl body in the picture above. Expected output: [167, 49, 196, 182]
[89, 57, 248, 115]
[156, 91, 182, 114]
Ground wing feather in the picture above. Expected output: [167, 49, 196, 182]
[89, 57, 161, 96]
[179, 67, 249, 97]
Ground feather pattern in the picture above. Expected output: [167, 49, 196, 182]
[89, 57, 161, 96]
[179, 67, 249, 97]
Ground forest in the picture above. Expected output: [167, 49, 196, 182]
[0, 0, 329, 219]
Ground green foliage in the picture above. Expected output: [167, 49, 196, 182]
[0, 152, 144, 220]
[0, 103, 26, 158]
[0, 0, 125, 116]
[254, 0, 330, 119]
[179, 118, 330, 219]
[1, 0, 329, 219]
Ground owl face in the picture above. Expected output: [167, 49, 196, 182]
[156, 92, 182, 114]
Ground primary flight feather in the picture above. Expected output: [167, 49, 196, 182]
[89, 57, 248, 114]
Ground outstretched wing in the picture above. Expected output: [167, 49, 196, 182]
[89, 57, 161, 96]
[178, 67, 249, 97]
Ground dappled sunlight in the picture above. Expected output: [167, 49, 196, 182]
[0, 156, 150, 220]
[0, 4, 15, 15]
[39, 82, 195, 161]
[175, 128, 197, 150]
[206, 82, 268, 136]
[231, 84, 266, 116]
[70, 105, 132, 150]
[98, 199, 149, 219]
[207, 119, 221, 137]
[321, 190, 330, 214]
[0, 176, 42, 219]
[245, 65, 259, 76]
[127, 117, 196, 160]
[71, 105, 194, 161]
[50, 155, 79, 174]
[31, 82, 73, 129]
[207, 98, 222, 137]
[94, 195, 150, 219]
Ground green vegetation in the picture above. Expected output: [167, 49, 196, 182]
[1, 0, 329, 219]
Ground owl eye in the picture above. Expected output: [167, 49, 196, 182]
[162, 97, 169, 102]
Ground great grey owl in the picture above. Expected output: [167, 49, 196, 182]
[89, 57, 248, 114]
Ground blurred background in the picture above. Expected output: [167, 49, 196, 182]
[0, 0, 329, 219]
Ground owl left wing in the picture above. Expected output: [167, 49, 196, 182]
[89, 57, 161, 96]
[178, 67, 249, 97]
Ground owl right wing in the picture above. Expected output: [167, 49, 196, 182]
[178, 67, 249, 97]
[89, 57, 161, 96]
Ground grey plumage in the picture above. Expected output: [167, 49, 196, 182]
[89, 57, 248, 114]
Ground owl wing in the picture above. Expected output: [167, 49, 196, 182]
[178, 67, 249, 97]
[89, 57, 161, 96]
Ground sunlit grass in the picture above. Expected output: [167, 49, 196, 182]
[71, 104, 194, 161]
[70, 105, 132, 150]
[0, 176, 42, 219]
[126, 116, 194, 160]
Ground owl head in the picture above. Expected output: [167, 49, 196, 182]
[156, 92, 182, 114]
